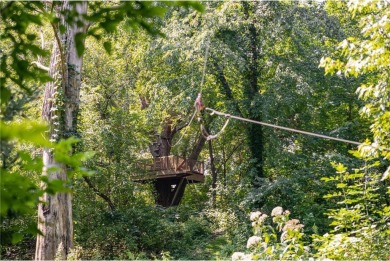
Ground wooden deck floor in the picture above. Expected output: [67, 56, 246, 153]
[133, 156, 205, 183]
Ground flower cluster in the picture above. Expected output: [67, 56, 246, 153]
[280, 218, 305, 243]
[249, 211, 268, 227]
[231, 252, 251, 261]
[271, 206, 291, 225]
[282, 219, 304, 232]
[246, 236, 261, 248]
[271, 206, 283, 217]
[232, 207, 309, 260]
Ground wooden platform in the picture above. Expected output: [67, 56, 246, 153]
[133, 155, 205, 183]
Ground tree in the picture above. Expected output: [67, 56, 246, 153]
[35, 2, 87, 259]
[321, 0, 390, 170]
[34, 1, 203, 258]
[2, 1, 203, 259]
[313, 1, 390, 259]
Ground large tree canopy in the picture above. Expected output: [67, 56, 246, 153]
[1, 0, 389, 260]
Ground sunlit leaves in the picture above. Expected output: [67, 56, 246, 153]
[0, 120, 95, 244]
[318, 158, 389, 259]
[0, 120, 50, 147]
[320, 0, 390, 159]
[0, 2, 51, 104]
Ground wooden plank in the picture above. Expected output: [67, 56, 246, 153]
[170, 178, 185, 206]
[133, 156, 205, 183]
[186, 173, 205, 183]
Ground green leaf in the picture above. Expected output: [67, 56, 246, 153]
[75, 32, 86, 57]
[45, 179, 71, 195]
[11, 233, 23, 244]
[0, 120, 51, 147]
[103, 41, 112, 55]
[336, 183, 347, 189]
[0, 86, 11, 105]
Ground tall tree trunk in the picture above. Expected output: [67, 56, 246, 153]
[149, 121, 174, 158]
[208, 140, 217, 208]
[149, 122, 176, 206]
[243, 1, 264, 180]
[36, 2, 87, 260]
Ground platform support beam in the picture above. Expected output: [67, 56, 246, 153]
[170, 178, 187, 206]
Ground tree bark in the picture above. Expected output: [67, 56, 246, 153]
[188, 133, 206, 163]
[208, 140, 217, 208]
[36, 2, 87, 260]
[243, 1, 264, 180]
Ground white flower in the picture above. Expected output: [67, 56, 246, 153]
[250, 211, 262, 221]
[282, 219, 304, 232]
[271, 206, 283, 216]
[281, 231, 288, 243]
[232, 252, 247, 261]
[246, 236, 261, 248]
[259, 214, 268, 223]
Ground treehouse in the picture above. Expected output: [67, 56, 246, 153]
[134, 155, 205, 207]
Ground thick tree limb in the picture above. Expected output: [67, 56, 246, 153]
[212, 60, 243, 116]
[188, 131, 206, 161]
[83, 176, 116, 212]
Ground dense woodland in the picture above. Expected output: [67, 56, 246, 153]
[1, 0, 389, 260]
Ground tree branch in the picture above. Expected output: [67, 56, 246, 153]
[83, 176, 116, 212]
[32, 61, 50, 72]
[212, 60, 243, 116]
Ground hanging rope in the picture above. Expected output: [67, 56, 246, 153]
[200, 116, 230, 141]
[195, 92, 230, 141]
[199, 37, 210, 95]
[170, 37, 211, 147]
[205, 107, 365, 146]
[168, 110, 197, 147]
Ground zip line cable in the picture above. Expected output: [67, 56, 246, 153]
[205, 107, 363, 146]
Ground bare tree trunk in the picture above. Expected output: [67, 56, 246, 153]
[36, 1, 87, 260]
[208, 140, 217, 208]
[243, 2, 264, 182]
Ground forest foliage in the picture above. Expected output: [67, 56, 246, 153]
[1, 0, 389, 260]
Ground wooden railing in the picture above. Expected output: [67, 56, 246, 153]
[139, 155, 204, 175]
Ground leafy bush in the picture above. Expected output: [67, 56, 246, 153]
[313, 160, 390, 260]
[233, 207, 310, 260]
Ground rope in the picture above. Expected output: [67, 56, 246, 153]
[170, 36, 210, 147]
[199, 37, 210, 95]
[205, 107, 364, 146]
[200, 116, 230, 141]
[169, 110, 197, 147]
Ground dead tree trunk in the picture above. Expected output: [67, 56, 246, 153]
[36, 2, 87, 260]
